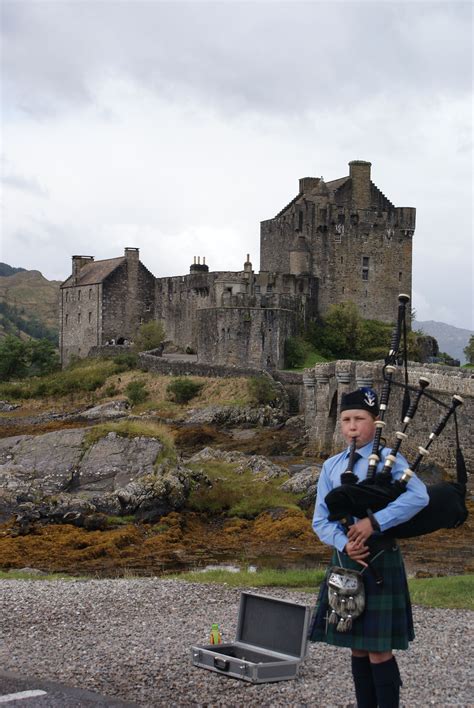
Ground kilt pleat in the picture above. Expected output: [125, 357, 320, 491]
[308, 547, 414, 652]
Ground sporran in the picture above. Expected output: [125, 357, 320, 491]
[327, 564, 365, 632]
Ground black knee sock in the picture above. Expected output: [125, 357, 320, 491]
[351, 655, 378, 708]
[371, 656, 402, 708]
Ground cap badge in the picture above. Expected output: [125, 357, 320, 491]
[364, 390, 376, 407]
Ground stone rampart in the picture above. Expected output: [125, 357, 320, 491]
[303, 360, 474, 478]
[138, 352, 264, 379]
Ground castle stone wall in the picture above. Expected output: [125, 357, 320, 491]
[197, 307, 298, 369]
[138, 352, 263, 379]
[101, 261, 155, 344]
[59, 282, 101, 365]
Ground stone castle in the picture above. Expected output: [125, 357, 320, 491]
[59, 160, 415, 367]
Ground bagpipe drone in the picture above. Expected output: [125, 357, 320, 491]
[325, 294, 469, 540]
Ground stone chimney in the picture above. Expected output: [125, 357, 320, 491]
[72, 255, 94, 284]
[349, 160, 371, 209]
[299, 177, 320, 194]
[190, 256, 209, 273]
[124, 247, 139, 261]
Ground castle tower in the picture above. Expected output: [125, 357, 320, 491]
[260, 159, 415, 322]
[289, 235, 311, 276]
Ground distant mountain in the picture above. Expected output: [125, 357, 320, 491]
[0, 263, 27, 277]
[0, 267, 61, 343]
[413, 320, 473, 364]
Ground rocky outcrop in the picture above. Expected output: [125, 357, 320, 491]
[185, 405, 287, 427]
[68, 399, 130, 421]
[0, 427, 203, 526]
[187, 447, 286, 479]
[0, 401, 20, 412]
[0, 420, 318, 531]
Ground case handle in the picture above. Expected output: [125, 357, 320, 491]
[213, 657, 229, 672]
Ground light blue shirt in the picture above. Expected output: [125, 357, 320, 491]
[312, 440, 430, 552]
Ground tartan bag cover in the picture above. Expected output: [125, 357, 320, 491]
[309, 546, 415, 652]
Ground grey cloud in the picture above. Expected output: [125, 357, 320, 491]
[1, 1, 471, 117]
[1, 172, 48, 197]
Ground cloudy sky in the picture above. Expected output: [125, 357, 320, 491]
[1, 0, 472, 329]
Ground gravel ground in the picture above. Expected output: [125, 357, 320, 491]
[0, 578, 472, 707]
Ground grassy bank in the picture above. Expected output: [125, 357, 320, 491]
[1, 567, 472, 610]
[169, 568, 474, 610]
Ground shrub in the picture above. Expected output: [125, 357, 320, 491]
[166, 377, 203, 404]
[133, 321, 165, 352]
[284, 337, 309, 369]
[464, 335, 474, 365]
[247, 375, 279, 405]
[125, 380, 149, 405]
[113, 352, 138, 370]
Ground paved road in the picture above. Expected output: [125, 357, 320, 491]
[0, 672, 136, 707]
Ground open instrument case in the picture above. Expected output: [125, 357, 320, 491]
[191, 591, 311, 684]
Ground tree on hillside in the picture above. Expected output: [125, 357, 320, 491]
[0, 336, 30, 379]
[29, 339, 60, 376]
[0, 336, 60, 380]
[133, 320, 165, 352]
[464, 335, 474, 365]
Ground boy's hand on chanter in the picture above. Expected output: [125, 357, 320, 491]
[347, 517, 373, 545]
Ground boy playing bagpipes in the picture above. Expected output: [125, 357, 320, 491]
[309, 387, 429, 708]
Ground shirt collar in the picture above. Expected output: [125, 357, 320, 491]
[343, 440, 373, 459]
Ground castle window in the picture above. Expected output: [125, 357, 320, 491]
[88, 312, 92, 323]
[266, 285, 273, 293]
[89, 288, 92, 299]
[255, 285, 261, 294]
[65, 314, 69, 326]
[338, 213, 345, 225]
[399, 272, 402, 281]
[297, 210, 303, 231]
[319, 208, 327, 222]
[362, 257, 369, 281]
[340, 256, 343, 264]
[342, 286, 345, 294]
[65, 291, 68, 302]
[78, 290, 81, 301]
[77, 312, 81, 323]
[145, 302, 151, 311]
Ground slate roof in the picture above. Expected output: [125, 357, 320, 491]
[61, 257, 126, 287]
[325, 176, 350, 191]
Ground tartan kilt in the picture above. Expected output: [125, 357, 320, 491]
[308, 546, 414, 652]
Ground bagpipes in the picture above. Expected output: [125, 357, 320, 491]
[325, 294, 469, 540]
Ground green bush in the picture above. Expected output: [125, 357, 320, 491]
[247, 375, 280, 405]
[166, 377, 203, 404]
[464, 335, 474, 365]
[125, 380, 149, 405]
[284, 337, 309, 369]
[133, 321, 165, 352]
[113, 352, 138, 370]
